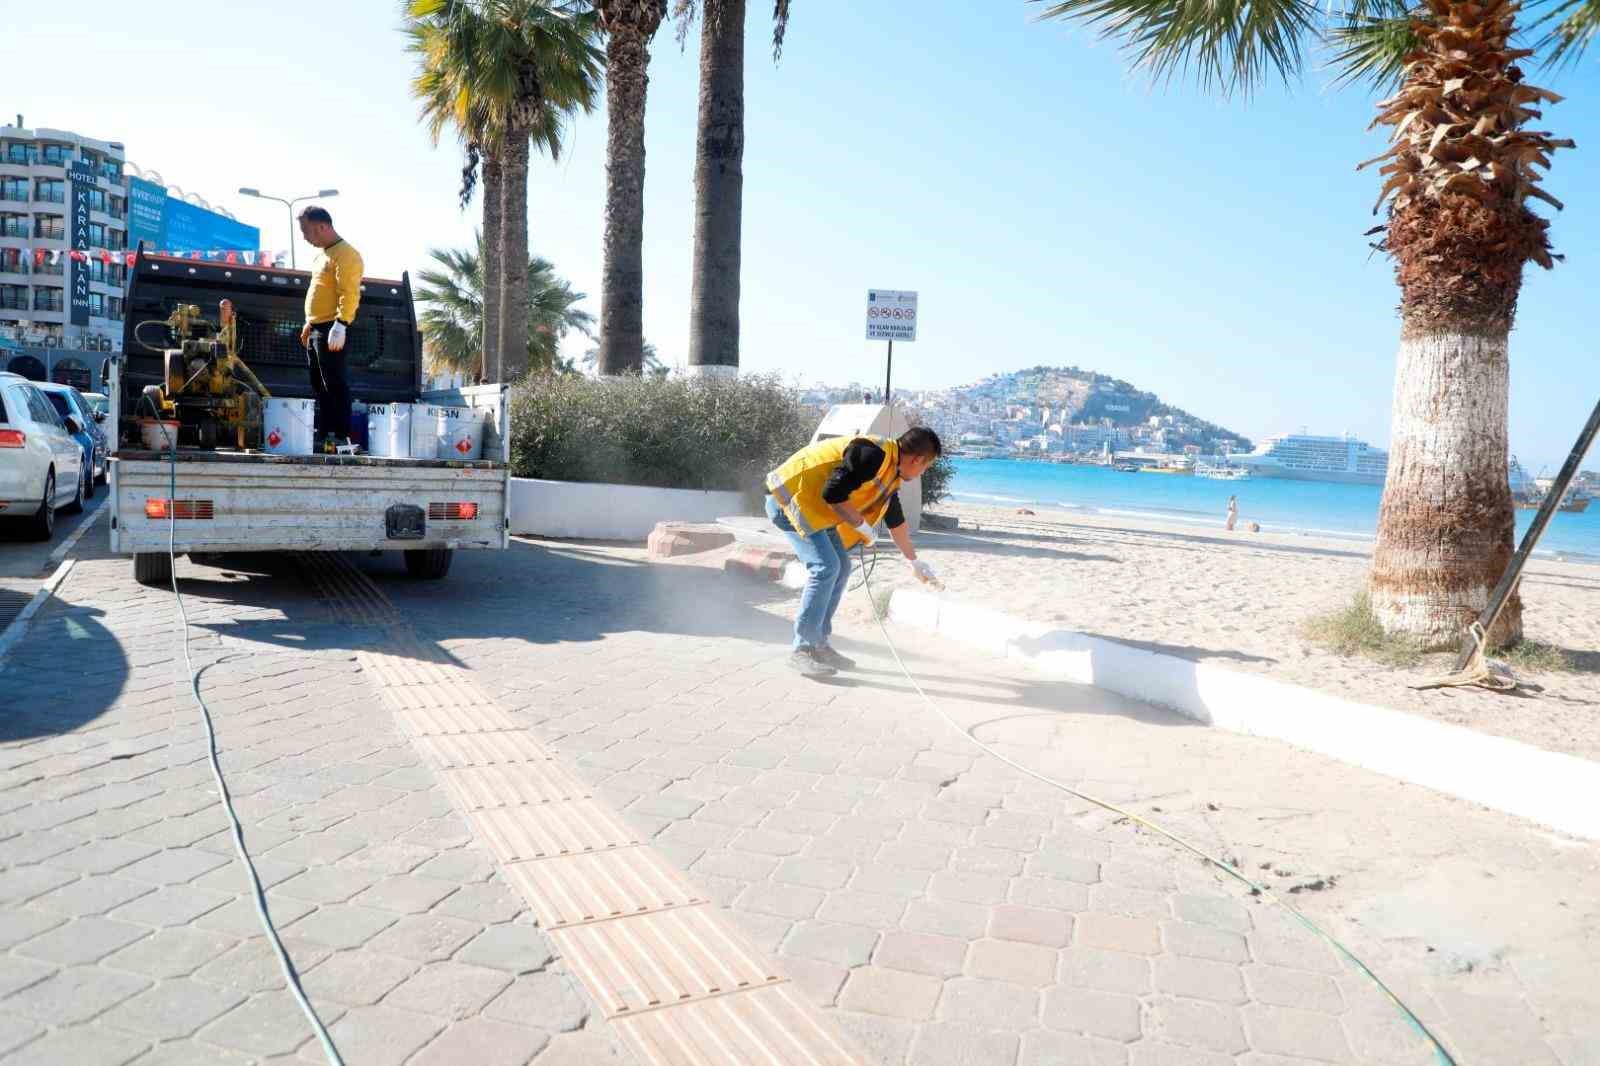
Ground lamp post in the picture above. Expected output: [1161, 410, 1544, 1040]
[237, 188, 339, 269]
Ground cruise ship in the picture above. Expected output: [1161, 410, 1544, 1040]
[1235, 432, 1389, 485]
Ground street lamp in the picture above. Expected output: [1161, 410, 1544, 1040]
[237, 187, 340, 269]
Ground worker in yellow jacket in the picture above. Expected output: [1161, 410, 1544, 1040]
[296, 205, 363, 445]
[765, 427, 942, 676]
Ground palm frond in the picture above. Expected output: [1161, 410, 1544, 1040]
[1033, 0, 1323, 96]
[1327, 13, 1420, 90]
[773, 0, 792, 61]
[1530, 0, 1600, 66]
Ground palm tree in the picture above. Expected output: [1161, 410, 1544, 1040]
[583, 339, 666, 376]
[417, 235, 595, 379]
[407, 0, 602, 382]
[595, 1, 667, 376]
[1037, 0, 1591, 648]
[672, 0, 793, 377]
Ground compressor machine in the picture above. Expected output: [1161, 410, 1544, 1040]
[131, 299, 271, 450]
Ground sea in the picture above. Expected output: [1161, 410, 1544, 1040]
[947, 458, 1600, 564]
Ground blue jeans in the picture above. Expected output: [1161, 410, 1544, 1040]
[766, 495, 852, 651]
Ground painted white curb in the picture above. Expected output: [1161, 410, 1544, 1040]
[0, 559, 76, 665]
[889, 588, 1600, 842]
[509, 478, 748, 541]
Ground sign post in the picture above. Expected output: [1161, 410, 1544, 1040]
[865, 289, 917, 405]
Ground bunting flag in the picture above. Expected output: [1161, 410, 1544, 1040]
[49, 249, 61, 265]
[33, 248, 45, 267]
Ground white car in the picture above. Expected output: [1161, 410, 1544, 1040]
[0, 372, 87, 540]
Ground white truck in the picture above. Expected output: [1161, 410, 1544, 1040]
[108, 253, 509, 586]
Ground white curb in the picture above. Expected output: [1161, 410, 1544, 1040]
[888, 587, 1600, 842]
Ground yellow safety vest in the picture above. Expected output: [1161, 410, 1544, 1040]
[766, 436, 902, 549]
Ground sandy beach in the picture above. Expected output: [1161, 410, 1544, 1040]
[824, 501, 1600, 761]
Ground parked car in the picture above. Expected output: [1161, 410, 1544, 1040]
[0, 372, 86, 539]
[37, 381, 108, 495]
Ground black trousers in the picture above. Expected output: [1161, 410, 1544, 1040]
[305, 322, 352, 439]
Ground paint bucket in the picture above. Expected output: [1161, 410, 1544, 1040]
[436, 406, 484, 460]
[263, 398, 316, 456]
[410, 404, 447, 460]
[366, 403, 411, 457]
[139, 419, 181, 452]
[349, 401, 369, 452]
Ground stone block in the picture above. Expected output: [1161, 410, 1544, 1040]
[483, 970, 589, 1033]
[1147, 996, 1249, 1055]
[966, 938, 1058, 987]
[1243, 965, 1345, 1013]
[1163, 920, 1250, 963]
[409, 1018, 551, 1066]
[838, 966, 943, 1021]
[1061, 947, 1153, 995]
[1154, 955, 1249, 1004]
[910, 1022, 1021, 1066]
[1043, 986, 1144, 1042]
[988, 904, 1072, 947]
[724, 547, 790, 582]
[874, 931, 968, 977]
[1242, 1003, 1353, 1061]
[311, 1006, 444, 1066]
[648, 522, 735, 559]
[783, 920, 880, 967]
[2, 966, 150, 1026]
[1076, 913, 1161, 956]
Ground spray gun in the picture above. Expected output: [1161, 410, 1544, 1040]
[912, 559, 945, 591]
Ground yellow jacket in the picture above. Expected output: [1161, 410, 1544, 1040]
[304, 239, 364, 325]
[766, 436, 902, 549]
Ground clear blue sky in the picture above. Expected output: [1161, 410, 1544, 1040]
[17, 1, 1599, 469]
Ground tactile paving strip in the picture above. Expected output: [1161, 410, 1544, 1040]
[467, 800, 641, 863]
[550, 904, 784, 1017]
[440, 762, 591, 809]
[413, 731, 557, 770]
[503, 846, 707, 929]
[311, 553, 864, 1066]
[613, 983, 861, 1066]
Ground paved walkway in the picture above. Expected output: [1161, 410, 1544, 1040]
[1, 535, 1596, 1065]
[0, 541, 629, 1065]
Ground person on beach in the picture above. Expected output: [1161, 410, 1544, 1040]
[1225, 495, 1238, 531]
[765, 427, 943, 677]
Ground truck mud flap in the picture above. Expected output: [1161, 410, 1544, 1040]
[385, 504, 426, 540]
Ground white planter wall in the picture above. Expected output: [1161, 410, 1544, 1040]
[509, 478, 749, 541]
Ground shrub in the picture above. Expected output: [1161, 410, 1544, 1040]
[920, 454, 955, 508]
[508, 373, 814, 498]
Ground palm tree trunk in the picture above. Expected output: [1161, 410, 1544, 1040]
[480, 150, 504, 384]
[498, 126, 531, 383]
[1368, 326, 1521, 648]
[686, 0, 744, 378]
[598, 22, 653, 376]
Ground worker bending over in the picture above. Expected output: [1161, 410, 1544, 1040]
[297, 206, 363, 446]
[765, 427, 942, 677]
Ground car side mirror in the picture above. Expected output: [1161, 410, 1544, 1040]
[94, 410, 107, 423]
[64, 416, 82, 434]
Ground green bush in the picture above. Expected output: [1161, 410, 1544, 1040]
[920, 454, 955, 508]
[508, 373, 814, 498]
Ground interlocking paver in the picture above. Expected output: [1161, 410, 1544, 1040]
[875, 930, 969, 977]
[1021, 1029, 1131, 1065]
[1148, 995, 1251, 1055]
[101, 926, 238, 978]
[0, 1024, 150, 1066]
[1244, 964, 1346, 1013]
[1163, 919, 1251, 963]
[410, 1017, 551, 1065]
[300, 950, 419, 1005]
[299, 1005, 444, 1066]
[2, 965, 151, 1025]
[1242, 1003, 1355, 1062]
[909, 1021, 1021, 1066]
[839, 965, 943, 1020]
[30, 874, 156, 917]
[939, 976, 1042, 1031]
[1042, 985, 1144, 1041]
[383, 959, 514, 1020]
[783, 919, 880, 967]
[15, 915, 150, 964]
[99, 978, 246, 1039]
[454, 923, 555, 973]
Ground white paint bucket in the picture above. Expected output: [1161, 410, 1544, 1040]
[139, 419, 181, 452]
[410, 404, 447, 460]
[263, 398, 316, 455]
[367, 403, 412, 457]
[437, 406, 484, 460]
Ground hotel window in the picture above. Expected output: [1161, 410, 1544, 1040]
[0, 179, 26, 203]
[0, 250, 23, 274]
[34, 216, 65, 240]
[2, 144, 35, 165]
[0, 215, 26, 238]
[0, 285, 26, 310]
[40, 145, 70, 166]
[33, 288, 64, 312]
[35, 179, 65, 203]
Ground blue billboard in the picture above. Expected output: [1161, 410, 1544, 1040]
[163, 199, 258, 253]
[127, 176, 166, 250]
[124, 177, 259, 254]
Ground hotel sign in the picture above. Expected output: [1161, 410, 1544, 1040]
[68, 160, 95, 326]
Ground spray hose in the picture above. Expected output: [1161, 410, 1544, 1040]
[156, 426, 345, 1066]
[855, 545, 1456, 1066]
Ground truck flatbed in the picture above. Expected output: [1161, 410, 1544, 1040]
[115, 448, 504, 471]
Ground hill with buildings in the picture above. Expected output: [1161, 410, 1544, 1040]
[803, 366, 1253, 458]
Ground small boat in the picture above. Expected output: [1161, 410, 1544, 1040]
[1138, 463, 1191, 475]
[1195, 462, 1250, 481]
[1114, 463, 1139, 473]
[1514, 487, 1591, 513]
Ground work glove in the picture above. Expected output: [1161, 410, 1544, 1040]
[852, 522, 877, 547]
[328, 321, 347, 352]
[911, 559, 940, 586]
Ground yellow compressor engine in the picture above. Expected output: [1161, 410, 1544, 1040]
[134, 300, 271, 450]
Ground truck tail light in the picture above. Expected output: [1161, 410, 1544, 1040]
[428, 502, 479, 521]
[146, 498, 214, 520]
[0, 430, 24, 448]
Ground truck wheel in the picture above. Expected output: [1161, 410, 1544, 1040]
[404, 548, 453, 579]
[134, 552, 173, 587]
